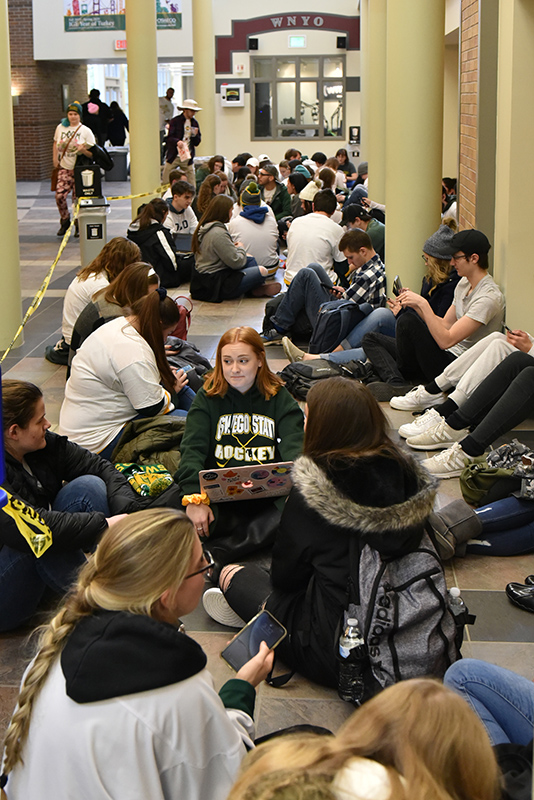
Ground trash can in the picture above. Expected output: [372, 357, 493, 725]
[104, 147, 129, 181]
[78, 197, 110, 267]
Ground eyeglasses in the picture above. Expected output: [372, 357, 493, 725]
[452, 252, 468, 261]
[185, 550, 214, 580]
[421, 254, 429, 262]
[258, 171, 270, 177]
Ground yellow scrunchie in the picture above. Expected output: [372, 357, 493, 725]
[181, 492, 211, 507]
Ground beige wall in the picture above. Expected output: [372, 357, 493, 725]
[442, 42, 459, 177]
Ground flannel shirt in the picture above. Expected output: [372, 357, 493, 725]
[344, 254, 386, 308]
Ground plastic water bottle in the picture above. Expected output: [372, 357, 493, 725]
[448, 586, 466, 616]
[337, 618, 367, 705]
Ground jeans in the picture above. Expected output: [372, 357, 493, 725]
[324, 307, 396, 364]
[466, 496, 534, 556]
[239, 264, 266, 295]
[395, 312, 456, 382]
[361, 331, 404, 384]
[272, 263, 332, 332]
[0, 475, 110, 632]
[444, 659, 534, 745]
[447, 351, 534, 456]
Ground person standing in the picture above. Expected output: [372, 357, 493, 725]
[162, 99, 202, 186]
[81, 89, 111, 147]
[107, 101, 129, 146]
[158, 87, 175, 159]
[53, 101, 95, 237]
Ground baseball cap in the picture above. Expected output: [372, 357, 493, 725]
[449, 229, 491, 256]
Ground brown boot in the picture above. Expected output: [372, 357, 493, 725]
[250, 282, 282, 298]
[57, 216, 70, 236]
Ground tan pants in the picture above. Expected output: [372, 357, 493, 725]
[161, 158, 195, 187]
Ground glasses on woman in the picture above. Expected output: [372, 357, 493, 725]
[185, 550, 215, 580]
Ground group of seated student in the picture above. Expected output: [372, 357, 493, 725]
[9, 145, 530, 797]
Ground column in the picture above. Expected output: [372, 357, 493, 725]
[192, 0, 216, 155]
[493, 0, 534, 331]
[385, 0, 445, 288]
[359, 0, 369, 160]
[366, 0, 387, 204]
[125, 0, 161, 220]
[0, 0, 22, 350]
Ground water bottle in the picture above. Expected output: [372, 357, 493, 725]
[337, 617, 367, 705]
[448, 586, 466, 616]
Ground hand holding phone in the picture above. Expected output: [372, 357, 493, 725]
[221, 610, 286, 679]
[392, 275, 403, 297]
[235, 641, 274, 687]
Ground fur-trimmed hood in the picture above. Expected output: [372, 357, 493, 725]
[291, 454, 438, 541]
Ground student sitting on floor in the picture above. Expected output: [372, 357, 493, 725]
[176, 326, 303, 564]
[0, 509, 273, 800]
[227, 679, 499, 800]
[59, 290, 194, 460]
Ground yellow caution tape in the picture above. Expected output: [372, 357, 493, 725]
[1, 181, 170, 362]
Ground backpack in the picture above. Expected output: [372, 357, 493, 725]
[169, 296, 193, 340]
[308, 299, 367, 355]
[166, 336, 212, 393]
[263, 294, 312, 345]
[278, 359, 371, 401]
[344, 532, 460, 697]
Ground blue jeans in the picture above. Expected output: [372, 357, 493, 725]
[272, 263, 333, 332]
[444, 659, 534, 745]
[0, 475, 110, 632]
[323, 307, 396, 364]
[466, 496, 534, 556]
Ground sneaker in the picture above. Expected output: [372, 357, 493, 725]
[44, 338, 69, 366]
[202, 588, 245, 628]
[282, 336, 305, 363]
[421, 442, 474, 478]
[261, 328, 284, 345]
[399, 408, 444, 439]
[406, 418, 469, 450]
[390, 385, 446, 411]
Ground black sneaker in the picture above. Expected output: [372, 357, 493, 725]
[45, 339, 69, 366]
[260, 328, 284, 345]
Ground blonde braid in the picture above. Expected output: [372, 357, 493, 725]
[2, 561, 97, 777]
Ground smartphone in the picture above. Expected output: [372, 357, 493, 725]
[221, 610, 287, 672]
[180, 363, 194, 373]
[392, 275, 403, 297]
[504, 325, 512, 333]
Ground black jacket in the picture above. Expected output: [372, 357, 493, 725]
[1, 432, 180, 555]
[266, 453, 438, 686]
[127, 221, 189, 288]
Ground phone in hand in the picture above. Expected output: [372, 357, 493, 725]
[504, 325, 512, 334]
[221, 610, 287, 672]
[392, 275, 403, 297]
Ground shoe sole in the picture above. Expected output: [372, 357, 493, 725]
[263, 338, 283, 346]
[423, 467, 464, 479]
[390, 395, 445, 412]
[202, 588, 245, 628]
[407, 439, 457, 451]
[505, 591, 534, 613]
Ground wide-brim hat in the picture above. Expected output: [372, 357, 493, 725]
[178, 98, 202, 112]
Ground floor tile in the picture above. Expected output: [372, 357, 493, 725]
[463, 590, 534, 642]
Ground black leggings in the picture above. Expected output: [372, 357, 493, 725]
[447, 351, 534, 456]
[395, 312, 456, 382]
[224, 564, 271, 622]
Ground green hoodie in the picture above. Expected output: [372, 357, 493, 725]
[176, 383, 304, 497]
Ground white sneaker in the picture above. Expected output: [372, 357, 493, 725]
[398, 408, 443, 439]
[422, 442, 474, 478]
[390, 385, 446, 411]
[406, 418, 469, 450]
[202, 588, 245, 628]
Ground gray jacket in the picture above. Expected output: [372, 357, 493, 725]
[195, 221, 247, 274]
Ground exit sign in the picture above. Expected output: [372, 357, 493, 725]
[114, 40, 127, 50]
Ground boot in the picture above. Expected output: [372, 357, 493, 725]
[74, 219, 79, 238]
[57, 216, 70, 236]
[427, 499, 482, 560]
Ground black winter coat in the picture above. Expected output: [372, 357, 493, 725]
[127, 221, 189, 288]
[266, 453, 438, 687]
[1, 432, 180, 555]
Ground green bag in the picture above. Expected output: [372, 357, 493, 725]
[460, 456, 516, 506]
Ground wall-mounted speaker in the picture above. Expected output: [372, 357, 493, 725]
[337, 36, 347, 49]
[249, 38, 259, 51]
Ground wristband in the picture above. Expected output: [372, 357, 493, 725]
[182, 492, 210, 507]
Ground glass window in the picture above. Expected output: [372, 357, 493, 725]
[251, 56, 345, 140]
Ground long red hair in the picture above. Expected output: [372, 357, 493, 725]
[204, 327, 284, 400]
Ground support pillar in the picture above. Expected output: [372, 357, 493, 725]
[493, 0, 534, 331]
[366, 0, 387, 204]
[0, 0, 22, 350]
[192, 0, 216, 155]
[384, 0, 445, 287]
[125, 0, 161, 219]
[359, 0, 369, 160]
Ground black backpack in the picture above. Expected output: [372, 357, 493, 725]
[278, 359, 373, 401]
[308, 300, 367, 354]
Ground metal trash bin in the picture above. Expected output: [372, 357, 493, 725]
[78, 197, 110, 267]
[104, 147, 129, 181]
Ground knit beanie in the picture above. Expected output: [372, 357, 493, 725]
[294, 164, 311, 177]
[241, 181, 262, 206]
[358, 161, 368, 176]
[299, 179, 321, 202]
[423, 224, 455, 260]
[66, 101, 83, 118]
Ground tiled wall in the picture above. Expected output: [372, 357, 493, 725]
[458, 0, 478, 228]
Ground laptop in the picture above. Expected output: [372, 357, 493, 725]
[199, 462, 293, 503]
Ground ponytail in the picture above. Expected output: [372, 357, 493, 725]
[133, 198, 168, 231]
[130, 291, 179, 392]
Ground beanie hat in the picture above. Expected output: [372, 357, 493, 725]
[241, 181, 262, 206]
[299, 180, 321, 202]
[66, 101, 83, 118]
[87, 102, 100, 115]
[294, 164, 312, 177]
[358, 161, 368, 176]
[423, 224, 456, 260]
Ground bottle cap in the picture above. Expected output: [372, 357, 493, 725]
[449, 587, 461, 597]
[347, 618, 358, 626]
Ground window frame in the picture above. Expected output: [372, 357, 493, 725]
[251, 55, 346, 141]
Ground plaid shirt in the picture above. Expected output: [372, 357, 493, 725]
[344, 254, 386, 308]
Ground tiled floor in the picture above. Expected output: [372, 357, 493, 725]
[1, 179, 534, 741]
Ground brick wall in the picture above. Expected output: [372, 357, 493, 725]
[9, 0, 87, 181]
[458, 0, 478, 228]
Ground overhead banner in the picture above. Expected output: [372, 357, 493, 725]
[63, 1, 181, 32]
